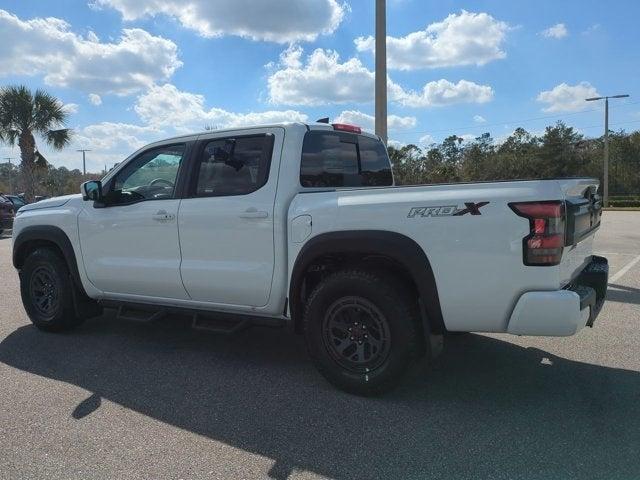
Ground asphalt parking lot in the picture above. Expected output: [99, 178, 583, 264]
[0, 211, 639, 480]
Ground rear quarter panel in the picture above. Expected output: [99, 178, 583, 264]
[289, 180, 572, 333]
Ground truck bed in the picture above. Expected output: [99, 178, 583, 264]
[288, 178, 600, 333]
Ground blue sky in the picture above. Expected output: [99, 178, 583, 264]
[0, 0, 638, 172]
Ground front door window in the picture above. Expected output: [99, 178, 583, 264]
[107, 145, 185, 205]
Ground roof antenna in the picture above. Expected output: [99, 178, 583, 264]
[316, 117, 330, 124]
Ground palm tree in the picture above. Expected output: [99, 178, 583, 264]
[0, 85, 72, 200]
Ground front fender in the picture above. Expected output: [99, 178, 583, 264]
[13, 225, 88, 297]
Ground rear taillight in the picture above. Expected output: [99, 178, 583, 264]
[510, 201, 565, 266]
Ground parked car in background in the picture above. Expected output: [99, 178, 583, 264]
[0, 194, 15, 235]
[5, 194, 27, 213]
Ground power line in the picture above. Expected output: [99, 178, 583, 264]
[393, 99, 640, 137]
[403, 118, 640, 148]
[401, 119, 640, 150]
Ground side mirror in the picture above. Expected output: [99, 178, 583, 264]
[81, 180, 103, 202]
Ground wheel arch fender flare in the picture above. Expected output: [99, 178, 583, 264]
[13, 225, 88, 297]
[289, 230, 445, 334]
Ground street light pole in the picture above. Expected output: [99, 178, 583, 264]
[586, 94, 630, 207]
[604, 97, 609, 206]
[375, 0, 388, 145]
[76, 149, 91, 175]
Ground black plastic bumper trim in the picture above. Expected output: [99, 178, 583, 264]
[566, 255, 609, 327]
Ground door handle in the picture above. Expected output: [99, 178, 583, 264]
[239, 208, 269, 219]
[152, 210, 175, 222]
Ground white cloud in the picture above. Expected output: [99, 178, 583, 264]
[582, 24, 601, 35]
[473, 115, 486, 123]
[278, 44, 304, 69]
[457, 134, 477, 142]
[62, 103, 79, 114]
[355, 10, 509, 70]
[334, 110, 417, 132]
[268, 48, 376, 105]
[93, 0, 346, 43]
[27, 84, 312, 172]
[3, 122, 164, 173]
[268, 48, 494, 108]
[88, 94, 103, 106]
[395, 79, 494, 108]
[418, 134, 435, 146]
[0, 9, 181, 96]
[537, 82, 599, 112]
[5, 83, 312, 173]
[387, 139, 406, 149]
[135, 83, 308, 130]
[75, 122, 162, 152]
[540, 23, 568, 39]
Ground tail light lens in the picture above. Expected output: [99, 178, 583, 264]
[510, 201, 565, 266]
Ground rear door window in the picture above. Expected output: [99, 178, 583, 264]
[193, 134, 274, 197]
[300, 131, 393, 188]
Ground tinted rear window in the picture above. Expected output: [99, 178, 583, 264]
[300, 131, 393, 188]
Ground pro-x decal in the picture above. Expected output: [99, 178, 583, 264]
[408, 202, 489, 218]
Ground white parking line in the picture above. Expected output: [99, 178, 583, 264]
[609, 254, 640, 284]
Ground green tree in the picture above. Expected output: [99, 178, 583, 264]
[0, 85, 72, 200]
[538, 122, 584, 178]
[387, 122, 639, 198]
[0, 162, 19, 194]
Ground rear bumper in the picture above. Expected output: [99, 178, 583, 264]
[507, 255, 608, 336]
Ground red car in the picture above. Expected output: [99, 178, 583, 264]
[0, 194, 16, 235]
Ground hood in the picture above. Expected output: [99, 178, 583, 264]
[19, 194, 81, 212]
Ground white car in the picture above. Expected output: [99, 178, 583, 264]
[12, 121, 608, 394]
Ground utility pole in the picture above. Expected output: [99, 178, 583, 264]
[3, 157, 14, 193]
[585, 94, 630, 207]
[77, 149, 91, 175]
[375, 0, 387, 145]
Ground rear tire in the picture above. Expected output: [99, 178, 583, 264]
[304, 269, 421, 396]
[20, 248, 86, 332]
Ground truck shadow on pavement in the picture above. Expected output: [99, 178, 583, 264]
[1, 315, 639, 480]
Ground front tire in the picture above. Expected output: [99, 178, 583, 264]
[20, 248, 86, 332]
[304, 269, 421, 395]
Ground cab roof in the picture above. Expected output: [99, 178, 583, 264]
[149, 122, 381, 146]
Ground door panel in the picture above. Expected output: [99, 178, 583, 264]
[78, 143, 189, 300]
[78, 200, 187, 299]
[178, 129, 283, 307]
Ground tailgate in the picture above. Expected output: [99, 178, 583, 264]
[559, 179, 603, 285]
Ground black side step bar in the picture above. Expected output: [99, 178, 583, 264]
[116, 305, 167, 323]
[191, 314, 250, 334]
[100, 299, 287, 334]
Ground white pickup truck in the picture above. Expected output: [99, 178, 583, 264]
[12, 121, 608, 394]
